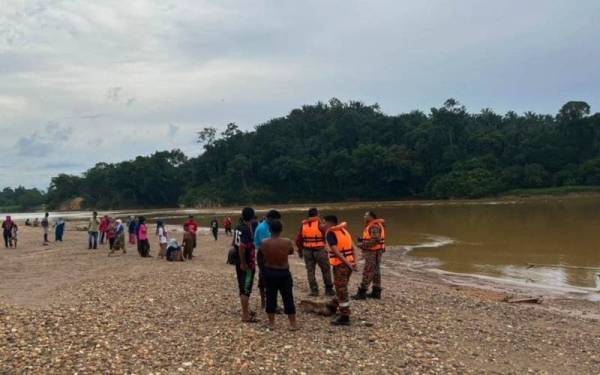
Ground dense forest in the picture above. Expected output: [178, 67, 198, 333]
[5, 98, 600, 210]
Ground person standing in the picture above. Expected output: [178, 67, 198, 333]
[156, 220, 168, 258]
[128, 216, 137, 245]
[323, 215, 359, 326]
[2, 216, 14, 248]
[88, 212, 100, 250]
[10, 223, 18, 248]
[210, 218, 219, 241]
[110, 219, 126, 254]
[54, 217, 65, 242]
[260, 220, 298, 330]
[353, 211, 386, 300]
[233, 207, 258, 323]
[184, 215, 198, 250]
[296, 208, 335, 297]
[137, 216, 150, 257]
[224, 217, 233, 236]
[182, 223, 194, 260]
[254, 210, 281, 310]
[41, 212, 50, 245]
[106, 218, 117, 250]
[99, 215, 109, 244]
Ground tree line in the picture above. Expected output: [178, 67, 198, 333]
[5, 98, 600, 210]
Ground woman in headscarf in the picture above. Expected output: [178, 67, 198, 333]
[136, 216, 150, 257]
[156, 220, 168, 258]
[54, 217, 65, 242]
[2, 216, 14, 248]
[109, 219, 126, 255]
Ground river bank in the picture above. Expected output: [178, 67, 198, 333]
[1, 224, 599, 374]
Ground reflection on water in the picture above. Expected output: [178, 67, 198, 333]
[4, 196, 600, 291]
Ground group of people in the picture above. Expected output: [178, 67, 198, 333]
[3, 213, 67, 247]
[231, 206, 385, 329]
[87, 212, 127, 254]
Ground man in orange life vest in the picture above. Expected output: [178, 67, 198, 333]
[353, 211, 385, 300]
[295, 208, 335, 297]
[323, 215, 359, 326]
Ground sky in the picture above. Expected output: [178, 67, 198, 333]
[1, 0, 599, 189]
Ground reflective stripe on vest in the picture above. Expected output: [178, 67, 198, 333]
[301, 218, 325, 248]
[327, 225, 355, 266]
[363, 219, 385, 251]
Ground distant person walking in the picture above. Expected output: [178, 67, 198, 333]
[137, 216, 150, 257]
[224, 217, 233, 236]
[41, 212, 50, 245]
[210, 218, 219, 241]
[2, 216, 14, 248]
[323, 215, 359, 326]
[182, 223, 194, 260]
[353, 211, 386, 300]
[88, 212, 100, 250]
[296, 208, 335, 297]
[128, 216, 137, 245]
[54, 218, 65, 242]
[260, 220, 298, 330]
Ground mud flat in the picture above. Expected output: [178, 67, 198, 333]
[1, 225, 599, 374]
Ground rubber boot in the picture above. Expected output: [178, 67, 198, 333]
[367, 287, 382, 299]
[325, 286, 336, 296]
[351, 287, 367, 300]
[330, 315, 350, 326]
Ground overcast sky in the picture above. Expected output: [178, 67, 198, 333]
[1, 0, 599, 189]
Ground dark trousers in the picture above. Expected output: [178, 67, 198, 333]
[263, 267, 296, 315]
[137, 239, 150, 257]
[100, 231, 106, 244]
[88, 232, 98, 249]
[302, 248, 333, 292]
[3, 231, 10, 247]
[212, 228, 218, 241]
[108, 237, 115, 250]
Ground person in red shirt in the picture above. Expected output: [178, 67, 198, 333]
[223, 216, 233, 236]
[183, 215, 198, 250]
[99, 215, 110, 244]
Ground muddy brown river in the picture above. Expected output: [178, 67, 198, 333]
[5, 196, 600, 292]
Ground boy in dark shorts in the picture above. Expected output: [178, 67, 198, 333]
[260, 220, 298, 330]
[234, 207, 257, 323]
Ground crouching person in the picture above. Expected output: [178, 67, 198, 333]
[260, 220, 298, 331]
[323, 215, 359, 326]
[166, 239, 183, 261]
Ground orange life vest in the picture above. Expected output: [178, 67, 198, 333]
[301, 217, 325, 249]
[326, 223, 355, 266]
[363, 219, 386, 251]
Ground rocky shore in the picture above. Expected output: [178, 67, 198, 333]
[1, 225, 599, 374]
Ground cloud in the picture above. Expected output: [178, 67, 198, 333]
[14, 122, 72, 157]
[1, 0, 600, 188]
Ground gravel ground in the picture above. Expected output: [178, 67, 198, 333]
[1, 225, 599, 374]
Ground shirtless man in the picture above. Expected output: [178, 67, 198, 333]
[259, 220, 298, 330]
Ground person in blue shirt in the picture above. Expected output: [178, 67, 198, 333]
[254, 209, 281, 310]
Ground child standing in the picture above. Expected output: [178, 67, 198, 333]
[10, 222, 18, 248]
[157, 220, 168, 258]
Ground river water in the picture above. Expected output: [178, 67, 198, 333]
[4, 196, 600, 292]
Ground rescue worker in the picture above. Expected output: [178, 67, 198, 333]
[296, 208, 335, 296]
[323, 215, 359, 326]
[353, 211, 385, 300]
